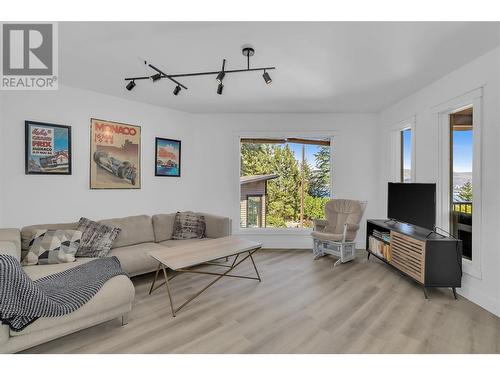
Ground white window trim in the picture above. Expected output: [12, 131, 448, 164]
[434, 87, 483, 279]
[389, 116, 417, 183]
[234, 130, 336, 236]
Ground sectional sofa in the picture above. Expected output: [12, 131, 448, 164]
[0, 212, 231, 353]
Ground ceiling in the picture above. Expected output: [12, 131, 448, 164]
[59, 22, 500, 113]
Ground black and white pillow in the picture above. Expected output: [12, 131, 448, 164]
[76, 217, 121, 258]
[172, 212, 206, 240]
[22, 229, 82, 266]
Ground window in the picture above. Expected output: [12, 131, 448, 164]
[240, 137, 331, 229]
[450, 106, 473, 260]
[436, 87, 482, 277]
[246, 196, 263, 228]
[400, 128, 412, 182]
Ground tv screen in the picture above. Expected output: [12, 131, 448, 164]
[388, 183, 436, 230]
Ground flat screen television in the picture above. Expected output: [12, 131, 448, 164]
[387, 183, 436, 230]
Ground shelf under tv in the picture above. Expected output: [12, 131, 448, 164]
[366, 219, 463, 299]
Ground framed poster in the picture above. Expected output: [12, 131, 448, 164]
[25, 121, 72, 175]
[90, 118, 141, 189]
[155, 137, 181, 177]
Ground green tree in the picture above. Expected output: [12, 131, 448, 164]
[309, 146, 330, 198]
[266, 145, 302, 224]
[458, 181, 473, 202]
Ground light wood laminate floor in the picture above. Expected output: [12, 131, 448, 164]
[23, 250, 500, 354]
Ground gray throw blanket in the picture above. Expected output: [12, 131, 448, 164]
[0, 255, 128, 331]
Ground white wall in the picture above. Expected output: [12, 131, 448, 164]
[189, 113, 378, 248]
[0, 85, 198, 227]
[0, 86, 379, 249]
[376, 46, 500, 316]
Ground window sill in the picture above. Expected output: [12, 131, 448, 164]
[235, 228, 313, 236]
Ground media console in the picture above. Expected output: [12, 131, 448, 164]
[366, 219, 462, 299]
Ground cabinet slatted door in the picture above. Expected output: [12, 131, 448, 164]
[390, 231, 426, 283]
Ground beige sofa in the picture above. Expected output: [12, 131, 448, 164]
[0, 212, 231, 353]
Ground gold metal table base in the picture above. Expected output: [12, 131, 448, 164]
[149, 249, 261, 317]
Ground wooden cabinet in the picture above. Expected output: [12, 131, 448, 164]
[366, 220, 462, 299]
[390, 231, 425, 284]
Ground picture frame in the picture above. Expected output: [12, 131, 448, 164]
[90, 118, 141, 189]
[25, 121, 72, 175]
[155, 137, 181, 177]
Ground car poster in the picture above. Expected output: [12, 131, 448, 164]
[155, 137, 181, 177]
[90, 118, 141, 189]
[25, 121, 72, 175]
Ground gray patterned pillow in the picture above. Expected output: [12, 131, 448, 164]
[172, 212, 206, 240]
[76, 217, 121, 258]
[22, 229, 82, 266]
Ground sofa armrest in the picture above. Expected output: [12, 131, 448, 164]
[345, 223, 360, 232]
[0, 324, 8, 347]
[202, 213, 232, 238]
[0, 229, 21, 261]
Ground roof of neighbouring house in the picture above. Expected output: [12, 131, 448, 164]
[240, 174, 279, 185]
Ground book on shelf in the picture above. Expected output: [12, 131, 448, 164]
[368, 235, 392, 262]
[372, 229, 391, 243]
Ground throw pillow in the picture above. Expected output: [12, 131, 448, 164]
[76, 217, 121, 258]
[22, 229, 82, 266]
[172, 211, 206, 240]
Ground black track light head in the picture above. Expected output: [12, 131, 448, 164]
[173, 85, 181, 96]
[151, 73, 162, 82]
[126, 80, 136, 91]
[217, 83, 224, 95]
[262, 70, 272, 84]
[216, 71, 225, 84]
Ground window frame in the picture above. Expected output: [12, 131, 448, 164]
[435, 87, 483, 279]
[235, 131, 335, 235]
[389, 116, 416, 183]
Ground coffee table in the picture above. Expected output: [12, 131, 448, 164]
[148, 236, 262, 317]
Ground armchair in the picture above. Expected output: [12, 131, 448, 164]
[311, 199, 367, 265]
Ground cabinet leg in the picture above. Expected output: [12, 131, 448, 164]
[452, 287, 458, 300]
[367, 252, 371, 260]
[423, 287, 428, 299]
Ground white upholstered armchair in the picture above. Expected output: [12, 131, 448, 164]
[311, 199, 367, 264]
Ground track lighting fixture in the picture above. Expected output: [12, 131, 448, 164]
[126, 80, 136, 91]
[216, 59, 226, 84]
[151, 73, 162, 82]
[262, 70, 272, 84]
[124, 47, 276, 97]
[216, 71, 225, 84]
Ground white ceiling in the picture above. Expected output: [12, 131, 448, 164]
[59, 22, 500, 113]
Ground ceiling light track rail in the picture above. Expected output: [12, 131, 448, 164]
[124, 66, 276, 81]
[124, 46, 274, 95]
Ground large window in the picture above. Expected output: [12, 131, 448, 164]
[400, 128, 412, 182]
[240, 137, 331, 229]
[450, 106, 473, 260]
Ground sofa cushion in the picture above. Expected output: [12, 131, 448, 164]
[21, 222, 78, 251]
[108, 242, 168, 276]
[99, 215, 155, 248]
[172, 212, 206, 240]
[159, 238, 210, 248]
[201, 213, 232, 238]
[9, 274, 134, 337]
[152, 213, 176, 242]
[76, 218, 121, 258]
[22, 229, 82, 266]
